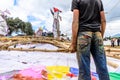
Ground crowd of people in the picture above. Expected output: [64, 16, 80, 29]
[111, 38, 120, 47]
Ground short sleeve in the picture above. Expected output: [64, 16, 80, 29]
[71, 0, 79, 11]
[100, 0, 104, 11]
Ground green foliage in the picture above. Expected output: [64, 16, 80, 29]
[6, 17, 34, 36]
[24, 22, 34, 35]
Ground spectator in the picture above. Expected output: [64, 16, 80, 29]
[117, 38, 120, 46]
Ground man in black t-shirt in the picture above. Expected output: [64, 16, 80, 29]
[69, 0, 110, 80]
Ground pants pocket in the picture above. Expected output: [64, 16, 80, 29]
[77, 35, 90, 52]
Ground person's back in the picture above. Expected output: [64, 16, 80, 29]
[72, 0, 103, 32]
[70, 0, 110, 80]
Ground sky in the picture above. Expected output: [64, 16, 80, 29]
[0, 0, 120, 37]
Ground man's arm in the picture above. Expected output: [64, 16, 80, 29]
[70, 9, 79, 52]
[100, 11, 106, 38]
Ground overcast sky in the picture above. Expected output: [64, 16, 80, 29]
[0, 0, 120, 37]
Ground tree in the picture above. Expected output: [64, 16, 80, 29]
[24, 22, 34, 35]
[6, 17, 16, 35]
[6, 17, 34, 36]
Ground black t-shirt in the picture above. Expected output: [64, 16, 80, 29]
[71, 0, 104, 32]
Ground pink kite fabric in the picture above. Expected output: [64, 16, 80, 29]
[19, 66, 47, 79]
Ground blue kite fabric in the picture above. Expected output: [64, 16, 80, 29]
[70, 67, 98, 80]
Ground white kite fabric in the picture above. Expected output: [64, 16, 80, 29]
[0, 44, 120, 80]
[0, 15, 8, 36]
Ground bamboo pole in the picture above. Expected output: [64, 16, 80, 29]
[107, 60, 119, 68]
[8, 48, 69, 52]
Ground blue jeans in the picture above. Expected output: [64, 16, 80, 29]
[77, 32, 110, 80]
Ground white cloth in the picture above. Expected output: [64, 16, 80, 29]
[0, 16, 8, 36]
